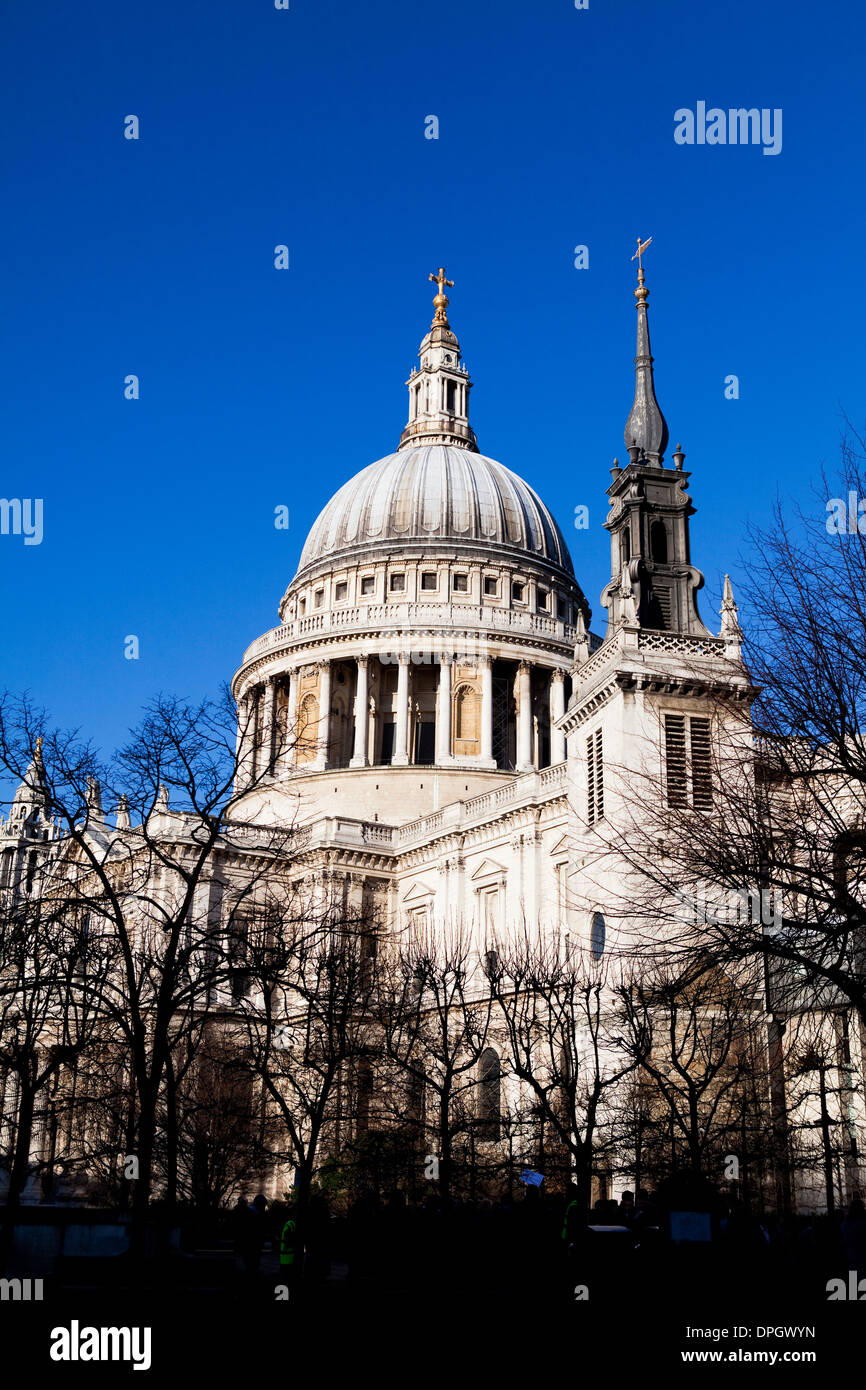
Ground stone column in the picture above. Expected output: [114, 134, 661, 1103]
[253, 685, 265, 780]
[393, 654, 410, 765]
[346, 872, 365, 918]
[550, 669, 566, 764]
[284, 670, 298, 771]
[234, 690, 249, 788]
[245, 689, 259, 784]
[315, 661, 332, 770]
[350, 656, 370, 767]
[480, 656, 494, 764]
[436, 655, 453, 763]
[517, 661, 533, 771]
[262, 674, 279, 775]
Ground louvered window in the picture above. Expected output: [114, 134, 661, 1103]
[665, 713, 712, 809]
[665, 715, 687, 806]
[587, 728, 604, 825]
[655, 586, 672, 630]
[690, 717, 713, 809]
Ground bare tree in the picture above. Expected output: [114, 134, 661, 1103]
[237, 890, 377, 1239]
[614, 958, 767, 1182]
[377, 923, 494, 1206]
[608, 435, 866, 1023]
[0, 893, 114, 1263]
[489, 931, 637, 1217]
[0, 689, 299, 1254]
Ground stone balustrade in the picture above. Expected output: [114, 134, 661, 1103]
[242, 602, 577, 665]
[397, 760, 566, 845]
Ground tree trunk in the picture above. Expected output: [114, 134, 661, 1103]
[0, 1078, 35, 1271]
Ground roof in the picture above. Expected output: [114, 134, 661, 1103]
[295, 445, 575, 579]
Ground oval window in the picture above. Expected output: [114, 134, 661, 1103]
[591, 911, 606, 961]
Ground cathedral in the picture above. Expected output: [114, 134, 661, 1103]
[2, 259, 862, 1217]
[231, 258, 743, 967]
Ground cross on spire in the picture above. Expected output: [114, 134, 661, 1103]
[429, 266, 454, 325]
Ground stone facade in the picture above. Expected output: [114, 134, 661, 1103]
[2, 270, 864, 1214]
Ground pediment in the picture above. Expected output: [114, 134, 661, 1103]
[402, 879, 436, 904]
[470, 858, 507, 883]
[549, 835, 570, 858]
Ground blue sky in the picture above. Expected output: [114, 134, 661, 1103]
[1, 0, 864, 759]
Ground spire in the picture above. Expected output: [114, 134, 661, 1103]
[720, 574, 743, 660]
[573, 608, 590, 667]
[86, 777, 104, 821]
[12, 736, 49, 815]
[399, 267, 478, 451]
[624, 237, 669, 465]
[115, 794, 131, 830]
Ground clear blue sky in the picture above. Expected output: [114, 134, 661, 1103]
[1, 0, 864, 758]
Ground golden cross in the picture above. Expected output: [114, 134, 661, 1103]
[631, 235, 652, 272]
[429, 267, 454, 296]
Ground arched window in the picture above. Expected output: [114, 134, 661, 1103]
[650, 520, 668, 564]
[296, 693, 318, 764]
[453, 684, 480, 755]
[477, 1047, 501, 1140]
[591, 911, 606, 961]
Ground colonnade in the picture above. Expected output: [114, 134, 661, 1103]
[239, 652, 568, 778]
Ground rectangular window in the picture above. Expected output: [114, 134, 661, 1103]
[586, 727, 604, 825]
[556, 861, 569, 930]
[512, 581, 525, 603]
[690, 717, 713, 810]
[380, 720, 395, 764]
[314, 589, 324, 608]
[334, 581, 348, 601]
[665, 714, 687, 806]
[665, 713, 712, 809]
[390, 573, 405, 592]
[484, 576, 498, 597]
[360, 575, 375, 595]
[453, 573, 468, 593]
[415, 721, 435, 764]
[482, 887, 501, 935]
[421, 572, 437, 591]
[537, 588, 549, 612]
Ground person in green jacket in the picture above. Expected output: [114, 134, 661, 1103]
[279, 1202, 300, 1285]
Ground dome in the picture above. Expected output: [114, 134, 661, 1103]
[295, 445, 575, 581]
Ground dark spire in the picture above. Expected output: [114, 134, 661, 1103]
[12, 735, 49, 815]
[624, 240, 669, 466]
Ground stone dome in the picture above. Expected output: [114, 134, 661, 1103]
[295, 445, 575, 581]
